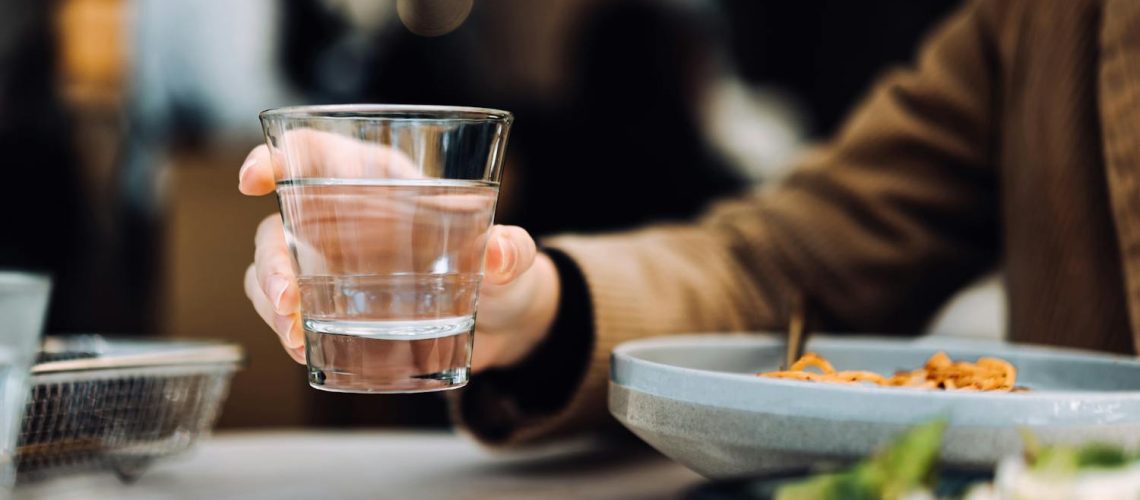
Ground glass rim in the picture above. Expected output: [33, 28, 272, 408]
[259, 104, 513, 123]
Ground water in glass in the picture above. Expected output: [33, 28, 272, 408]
[277, 178, 497, 392]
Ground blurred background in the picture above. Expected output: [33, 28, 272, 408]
[2, 0, 998, 430]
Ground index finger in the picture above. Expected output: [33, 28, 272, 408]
[238, 130, 423, 197]
[238, 145, 276, 195]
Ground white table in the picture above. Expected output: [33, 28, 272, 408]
[15, 431, 703, 499]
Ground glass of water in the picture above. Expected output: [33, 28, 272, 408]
[0, 272, 50, 490]
[260, 105, 512, 393]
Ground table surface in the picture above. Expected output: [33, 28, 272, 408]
[14, 431, 704, 500]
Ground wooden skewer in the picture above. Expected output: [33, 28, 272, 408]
[784, 294, 808, 370]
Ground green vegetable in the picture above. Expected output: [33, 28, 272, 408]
[1076, 443, 1129, 469]
[773, 473, 845, 500]
[879, 419, 945, 497]
[776, 426, 1139, 500]
[775, 465, 885, 500]
[1032, 446, 1080, 476]
[1031, 442, 1130, 475]
[775, 421, 946, 500]
[1018, 428, 1041, 463]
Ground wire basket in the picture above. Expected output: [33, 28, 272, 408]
[15, 336, 243, 483]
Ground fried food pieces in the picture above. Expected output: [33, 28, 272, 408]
[759, 351, 1023, 392]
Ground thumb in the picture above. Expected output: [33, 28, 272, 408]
[482, 225, 537, 286]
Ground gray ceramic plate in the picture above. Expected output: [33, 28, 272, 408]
[609, 334, 1140, 478]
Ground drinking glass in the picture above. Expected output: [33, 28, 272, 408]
[0, 272, 50, 491]
[260, 105, 512, 393]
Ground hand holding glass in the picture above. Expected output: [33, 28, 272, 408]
[259, 106, 512, 393]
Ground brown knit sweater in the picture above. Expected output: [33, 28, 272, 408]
[454, 0, 1140, 445]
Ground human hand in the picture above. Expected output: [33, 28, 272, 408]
[239, 130, 560, 371]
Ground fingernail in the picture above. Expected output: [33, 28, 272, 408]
[268, 275, 290, 312]
[238, 156, 257, 185]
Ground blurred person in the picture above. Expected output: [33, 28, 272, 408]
[0, 1, 82, 280]
[0, 0, 123, 334]
[0, 0, 201, 337]
[243, 0, 1140, 446]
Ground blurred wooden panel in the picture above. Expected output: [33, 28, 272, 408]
[57, 0, 128, 242]
[57, 0, 126, 105]
[161, 143, 311, 428]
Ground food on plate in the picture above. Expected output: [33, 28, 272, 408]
[775, 420, 946, 500]
[775, 422, 1139, 500]
[758, 352, 1024, 392]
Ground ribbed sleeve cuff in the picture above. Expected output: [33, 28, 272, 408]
[449, 248, 597, 445]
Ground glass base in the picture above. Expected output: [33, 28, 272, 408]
[304, 328, 472, 394]
[308, 366, 469, 394]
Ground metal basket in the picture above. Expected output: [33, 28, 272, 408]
[15, 336, 243, 483]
